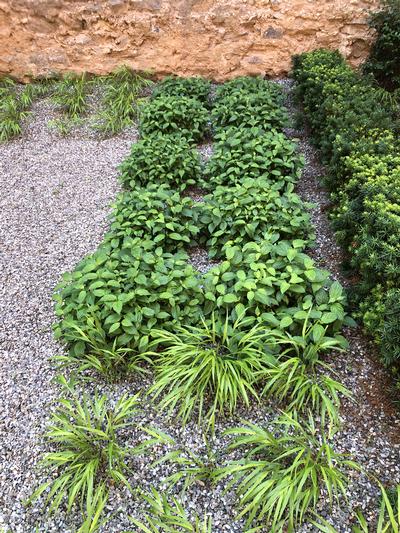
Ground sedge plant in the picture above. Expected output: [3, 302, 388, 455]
[129, 487, 212, 533]
[94, 66, 153, 134]
[52, 72, 89, 118]
[215, 411, 360, 531]
[147, 312, 275, 430]
[28, 377, 141, 524]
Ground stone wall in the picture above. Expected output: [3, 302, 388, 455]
[0, 0, 380, 81]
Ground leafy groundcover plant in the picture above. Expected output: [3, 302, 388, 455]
[152, 75, 211, 106]
[205, 126, 303, 189]
[216, 412, 360, 530]
[104, 184, 200, 252]
[28, 377, 142, 528]
[139, 95, 209, 143]
[147, 312, 276, 429]
[261, 310, 351, 430]
[119, 134, 201, 191]
[202, 238, 351, 338]
[214, 75, 284, 103]
[199, 178, 314, 257]
[53, 238, 204, 356]
[211, 90, 288, 132]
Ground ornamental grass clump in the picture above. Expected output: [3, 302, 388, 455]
[29, 377, 142, 526]
[94, 66, 153, 134]
[216, 412, 360, 531]
[130, 488, 212, 532]
[147, 312, 275, 429]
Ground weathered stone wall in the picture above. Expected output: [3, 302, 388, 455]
[0, 0, 380, 81]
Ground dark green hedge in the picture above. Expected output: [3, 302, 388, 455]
[293, 48, 400, 372]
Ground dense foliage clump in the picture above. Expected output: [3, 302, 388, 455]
[140, 95, 209, 143]
[293, 48, 400, 372]
[119, 134, 201, 190]
[363, 0, 400, 91]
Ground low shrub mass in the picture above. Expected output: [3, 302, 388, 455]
[119, 134, 201, 190]
[105, 185, 200, 252]
[139, 95, 209, 143]
[202, 238, 351, 337]
[205, 126, 303, 189]
[363, 0, 400, 91]
[152, 75, 211, 106]
[53, 239, 204, 355]
[212, 90, 288, 132]
[293, 48, 400, 375]
[199, 178, 314, 257]
[214, 75, 284, 103]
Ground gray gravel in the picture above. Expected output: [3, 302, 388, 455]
[0, 87, 399, 533]
[0, 105, 137, 532]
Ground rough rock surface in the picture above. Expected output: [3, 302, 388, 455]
[0, 0, 379, 81]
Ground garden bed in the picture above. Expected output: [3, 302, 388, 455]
[0, 71, 399, 533]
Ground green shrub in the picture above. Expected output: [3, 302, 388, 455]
[54, 239, 203, 355]
[211, 91, 288, 131]
[105, 185, 200, 252]
[216, 412, 359, 530]
[293, 48, 400, 375]
[139, 95, 209, 143]
[199, 178, 314, 257]
[119, 135, 201, 191]
[364, 0, 400, 91]
[94, 66, 153, 134]
[29, 377, 140, 526]
[147, 313, 275, 428]
[214, 76, 283, 102]
[152, 75, 211, 105]
[361, 287, 400, 368]
[202, 238, 351, 338]
[204, 127, 303, 189]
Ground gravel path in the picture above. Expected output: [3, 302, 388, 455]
[0, 103, 137, 532]
[0, 88, 399, 533]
